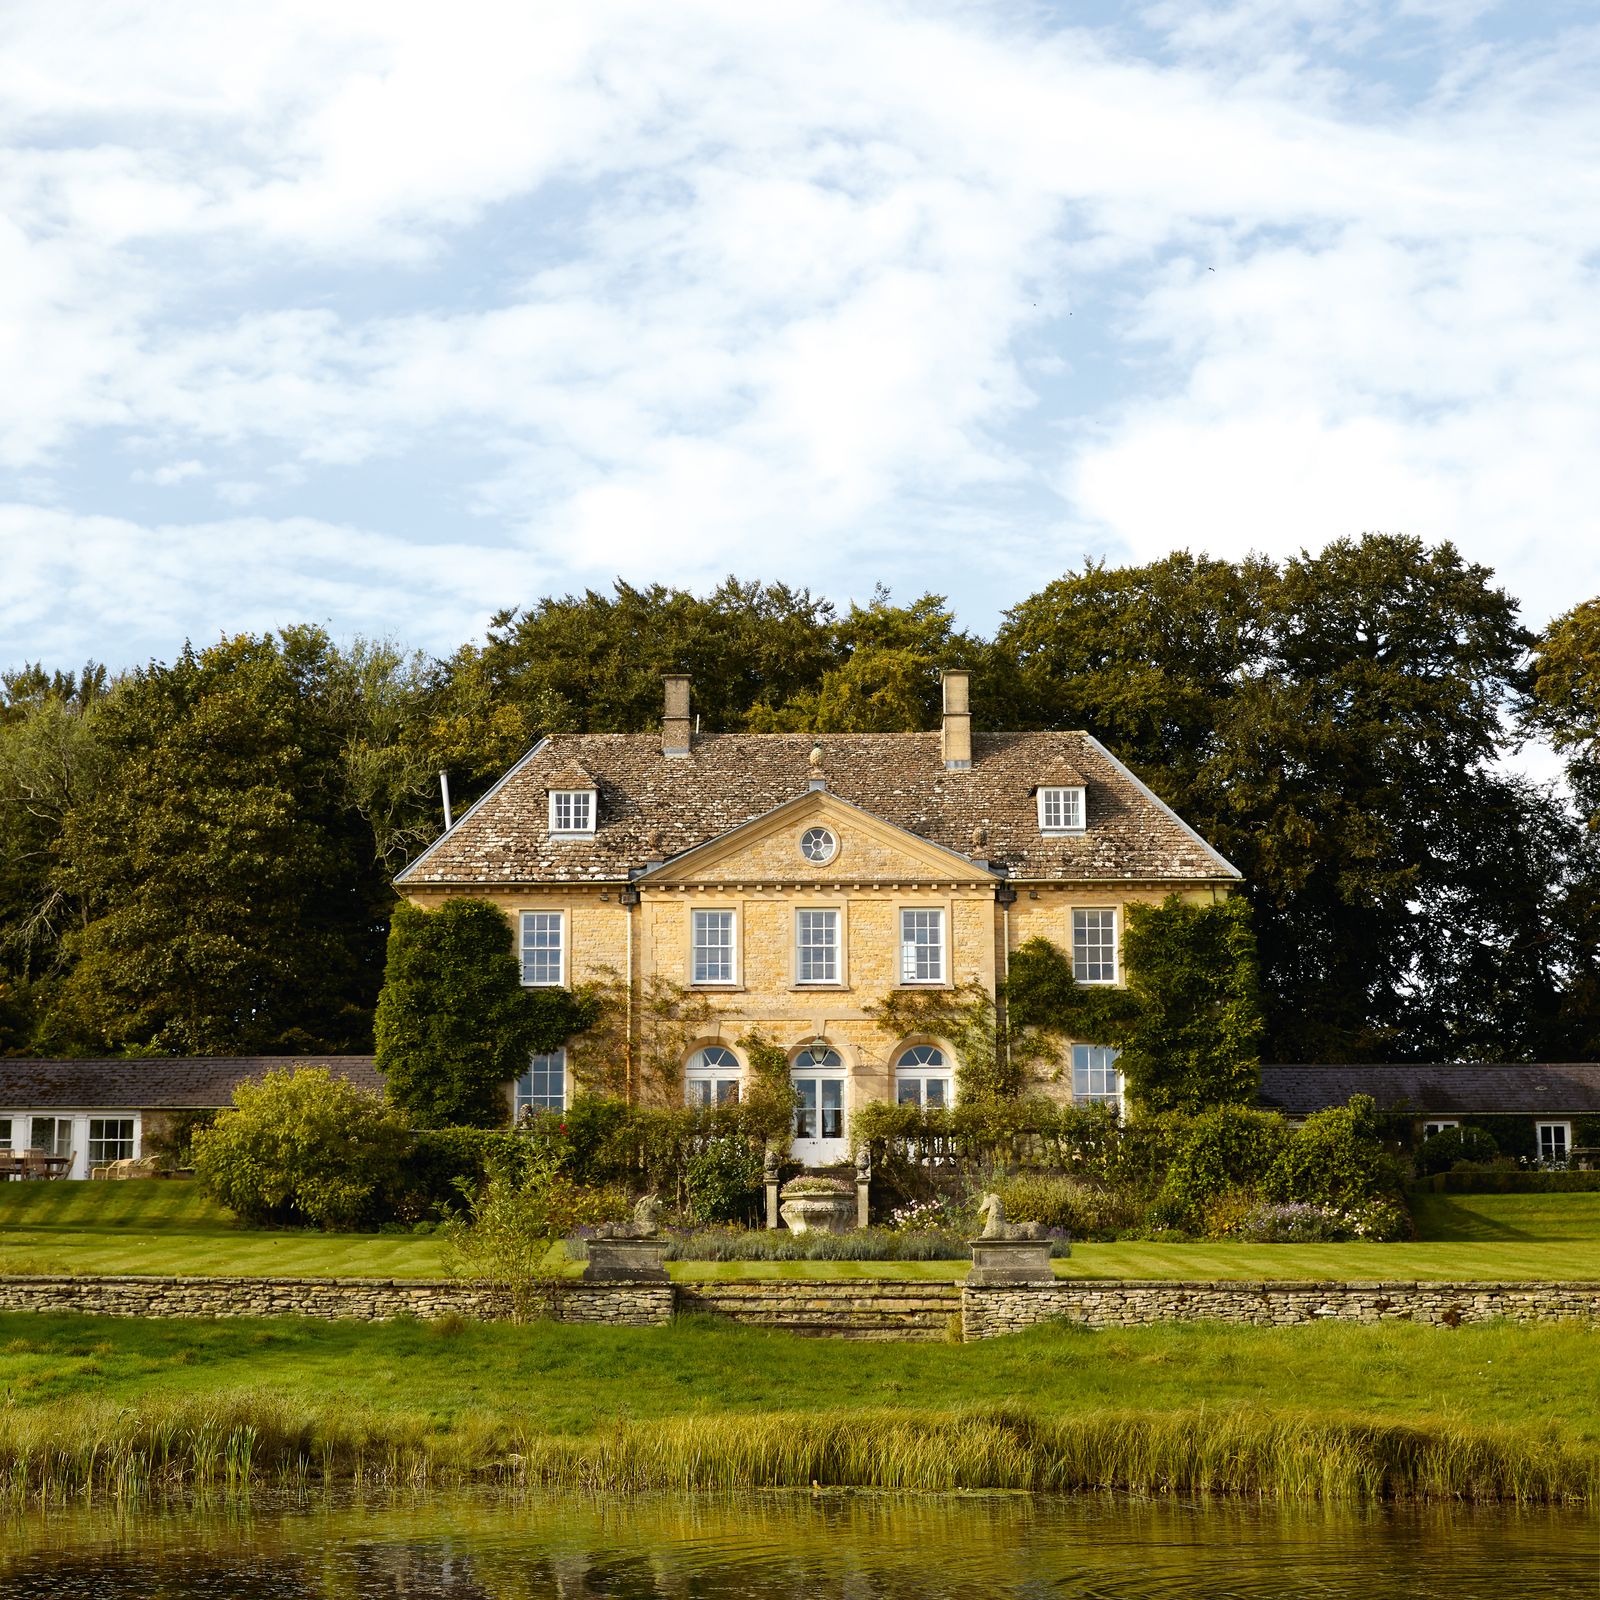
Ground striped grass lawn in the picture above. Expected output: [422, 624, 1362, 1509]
[1, 1183, 1597, 1282]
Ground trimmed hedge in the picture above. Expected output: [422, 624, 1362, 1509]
[1409, 1170, 1600, 1194]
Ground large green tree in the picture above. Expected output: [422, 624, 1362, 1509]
[997, 535, 1586, 1062]
[44, 629, 389, 1055]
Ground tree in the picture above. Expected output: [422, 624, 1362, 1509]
[1531, 596, 1600, 826]
[1117, 896, 1263, 1112]
[995, 535, 1572, 1062]
[375, 899, 592, 1127]
[44, 629, 387, 1055]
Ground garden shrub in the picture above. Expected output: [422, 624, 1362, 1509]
[406, 1125, 540, 1213]
[995, 1173, 1139, 1238]
[444, 1143, 627, 1322]
[1158, 1105, 1291, 1230]
[1229, 1199, 1407, 1242]
[192, 1066, 412, 1230]
[569, 1225, 1071, 1263]
[1413, 1124, 1500, 1177]
[684, 1136, 763, 1225]
[1264, 1095, 1404, 1212]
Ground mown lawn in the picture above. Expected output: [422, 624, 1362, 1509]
[1, 1309, 1595, 1440]
[2, 1182, 1597, 1282]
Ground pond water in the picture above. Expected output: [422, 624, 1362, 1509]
[1, 1490, 1594, 1598]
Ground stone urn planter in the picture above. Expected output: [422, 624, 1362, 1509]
[779, 1177, 855, 1235]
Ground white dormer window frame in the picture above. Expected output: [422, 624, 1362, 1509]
[1037, 785, 1086, 834]
[548, 789, 597, 836]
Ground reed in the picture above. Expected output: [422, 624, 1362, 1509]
[0, 1393, 1590, 1505]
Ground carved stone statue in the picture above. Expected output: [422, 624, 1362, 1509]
[977, 1192, 1043, 1240]
[595, 1192, 660, 1239]
[855, 1144, 872, 1180]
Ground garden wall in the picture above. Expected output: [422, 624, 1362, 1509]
[0, 1275, 675, 1327]
[959, 1280, 1600, 1339]
[3, 1273, 1598, 1339]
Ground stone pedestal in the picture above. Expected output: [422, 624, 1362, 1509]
[582, 1237, 670, 1282]
[856, 1174, 870, 1229]
[967, 1237, 1056, 1286]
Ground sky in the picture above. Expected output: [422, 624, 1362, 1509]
[1, 0, 1597, 674]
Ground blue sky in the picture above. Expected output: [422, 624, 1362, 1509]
[1, 0, 1597, 672]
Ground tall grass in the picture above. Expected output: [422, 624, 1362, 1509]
[1, 1393, 1590, 1505]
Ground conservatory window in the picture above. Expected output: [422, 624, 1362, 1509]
[1537, 1121, 1571, 1166]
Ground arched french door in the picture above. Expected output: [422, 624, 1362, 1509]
[790, 1043, 848, 1166]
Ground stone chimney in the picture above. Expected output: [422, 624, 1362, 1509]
[941, 668, 972, 769]
[662, 674, 692, 758]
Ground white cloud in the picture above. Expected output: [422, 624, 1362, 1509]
[0, 0, 1596, 670]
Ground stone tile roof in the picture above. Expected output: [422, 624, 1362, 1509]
[1260, 1063, 1600, 1117]
[398, 731, 1240, 886]
[0, 1057, 382, 1111]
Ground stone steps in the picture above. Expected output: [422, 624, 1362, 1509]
[676, 1281, 961, 1340]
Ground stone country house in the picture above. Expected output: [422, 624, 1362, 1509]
[394, 671, 1242, 1166]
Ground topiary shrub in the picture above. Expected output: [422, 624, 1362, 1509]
[191, 1066, 412, 1230]
[1413, 1124, 1500, 1177]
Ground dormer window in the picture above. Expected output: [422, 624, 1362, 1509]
[1037, 785, 1085, 834]
[549, 789, 596, 836]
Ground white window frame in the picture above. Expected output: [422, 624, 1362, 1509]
[1072, 1044, 1123, 1109]
[899, 908, 946, 986]
[1421, 1120, 1460, 1139]
[1037, 786, 1086, 834]
[799, 826, 838, 864]
[0, 1117, 10, 1153]
[795, 908, 841, 986]
[547, 789, 596, 836]
[88, 1118, 136, 1166]
[685, 1045, 743, 1108]
[516, 1049, 567, 1116]
[520, 910, 566, 987]
[1536, 1120, 1572, 1166]
[691, 908, 737, 986]
[894, 1045, 952, 1109]
[1072, 907, 1118, 984]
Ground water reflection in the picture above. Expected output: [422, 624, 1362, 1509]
[1, 1490, 1594, 1598]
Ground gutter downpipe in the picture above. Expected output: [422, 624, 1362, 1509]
[995, 877, 1017, 1076]
[620, 882, 641, 1106]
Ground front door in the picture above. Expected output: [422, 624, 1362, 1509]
[790, 1048, 848, 1167]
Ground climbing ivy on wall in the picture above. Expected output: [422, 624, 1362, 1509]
[1004, 894, 1263, 1114]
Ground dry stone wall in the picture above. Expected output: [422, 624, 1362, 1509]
[3, 1274, 1598, 1338]
[0, 1275, 673, 1327]
[960, 1280, 1600, 1339]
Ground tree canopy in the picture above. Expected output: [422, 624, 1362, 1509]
[1, 540, 1596, 1065]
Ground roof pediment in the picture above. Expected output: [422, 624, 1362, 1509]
[637, 790, 997, 887]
